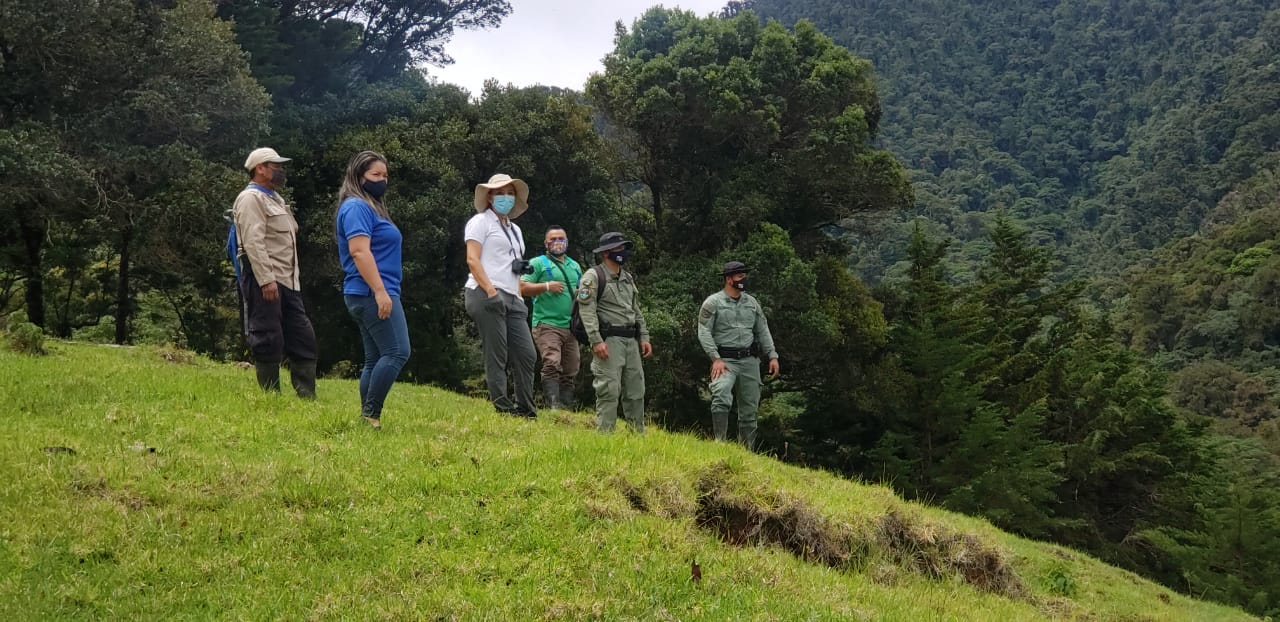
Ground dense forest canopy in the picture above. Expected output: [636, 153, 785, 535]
[2, 0, 1279, 615]
[752, 0, 1280, 282]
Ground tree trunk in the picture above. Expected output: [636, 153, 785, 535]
[17, 205, 45, 327]
[649, 178, 663, 224]
[59, 268, 78, 338]
[114, 225, 132, 344]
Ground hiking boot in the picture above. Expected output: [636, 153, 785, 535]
[291, 359, 317, 400]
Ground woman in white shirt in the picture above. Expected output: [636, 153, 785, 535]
[464, 174, 538, 417]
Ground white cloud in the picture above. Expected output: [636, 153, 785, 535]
[426, 0, 727, 95]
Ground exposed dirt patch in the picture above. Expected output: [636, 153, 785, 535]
[875, 510, 1024, 598]
[694, 461, 855, 568]
[69, 472, 149, 511]
[595, 461, 1029, 603]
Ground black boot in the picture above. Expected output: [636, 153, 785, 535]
[542, 379, 561, 409]
[255, 362, 281, 392]
[291, 360, 317, 400]
[558, 382, 576, 409]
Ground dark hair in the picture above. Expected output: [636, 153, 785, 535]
[334, 151, 390, 231]
[545, 225, 566, 235]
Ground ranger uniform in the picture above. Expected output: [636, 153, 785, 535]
[579, 232, 650, 433]
[697, 261, 778, 449]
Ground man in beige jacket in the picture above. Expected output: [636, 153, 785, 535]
[231, 147, 318, 397]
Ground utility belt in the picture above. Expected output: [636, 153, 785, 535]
[600, 323, 640, 339]
[717, 343, 760, 360]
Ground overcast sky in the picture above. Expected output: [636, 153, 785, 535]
[427, 0, 728, 95]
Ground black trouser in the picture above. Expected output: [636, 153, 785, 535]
[240, 270, 317, 364]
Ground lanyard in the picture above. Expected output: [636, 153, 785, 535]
[498, 220, 524, 259]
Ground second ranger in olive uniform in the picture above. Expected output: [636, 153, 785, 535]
[578, 232, 653, 433]
[697, 261, 780, 450]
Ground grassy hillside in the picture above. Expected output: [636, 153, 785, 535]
[0, 342, 1255, 620]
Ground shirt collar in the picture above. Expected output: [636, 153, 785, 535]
[248, 183, 276, 197]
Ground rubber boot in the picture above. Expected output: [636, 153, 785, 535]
[291, 359, 317, 400]
[542, 379, 561, 409]
[255, 361, 281, 392]
[711, 409, 730, 441]
[558, 382, 576, 410]
[739, 423, 758, 452]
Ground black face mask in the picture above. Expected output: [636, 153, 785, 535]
[362, 179, 388, 199]
[271, 168, 287, 187]
[732, 277, 749, 291]
[609, 249, 632, 265]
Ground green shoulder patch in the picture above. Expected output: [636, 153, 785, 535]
[577, 287, 592, 301]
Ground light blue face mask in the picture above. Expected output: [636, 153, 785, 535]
[493, 194, 516, 215]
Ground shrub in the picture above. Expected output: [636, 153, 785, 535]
[8, 321, 47, 355]
[326, 359, 359, 379]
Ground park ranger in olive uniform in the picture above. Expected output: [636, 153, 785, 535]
[697, 261, 780, 450]
[578, 232, 653, 433]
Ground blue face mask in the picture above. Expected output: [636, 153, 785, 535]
[493, 195, 516, 215]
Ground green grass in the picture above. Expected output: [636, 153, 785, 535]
[0, 341, 1256, 620]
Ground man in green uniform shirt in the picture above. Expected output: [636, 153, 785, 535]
[578, 232, 653, 433]
[697, 261, 780, 450]
[519, 225, 584, 409]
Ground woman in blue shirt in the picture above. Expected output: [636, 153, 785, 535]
[335, 150, 409, 429]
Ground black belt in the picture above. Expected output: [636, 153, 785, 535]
[717, 345, 758, 359]
[601, 323, 640, 339]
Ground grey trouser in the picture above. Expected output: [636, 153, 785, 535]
[465, 287, 537, 413]
[710, 356, 762, 450]
[591, 335, 645, 433]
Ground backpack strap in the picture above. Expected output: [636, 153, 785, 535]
[537, 255, 555, 281]
[594, 264, 607, 300]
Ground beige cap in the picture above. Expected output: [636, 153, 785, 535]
[244, 147, 291, 171]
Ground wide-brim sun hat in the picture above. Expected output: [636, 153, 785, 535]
[474, 174, 530, 219]
[592, 232, 634, 254]
[722, 261, 749, 276]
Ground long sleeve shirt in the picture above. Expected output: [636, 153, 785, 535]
[232, 186, 301, 290]
[697, 290, 778, 360]
[577, 265, 649, 346]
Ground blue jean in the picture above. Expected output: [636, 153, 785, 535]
[345, 295, 411, 418]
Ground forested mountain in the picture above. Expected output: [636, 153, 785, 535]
[743, 0, 1280, 614]
[751, 0, 1280, 282]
